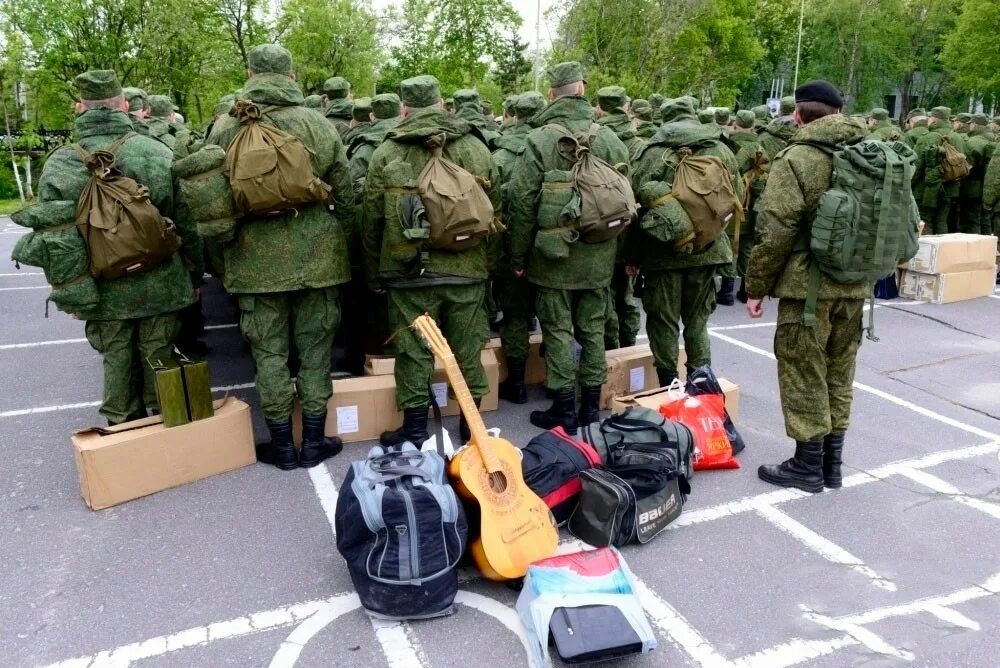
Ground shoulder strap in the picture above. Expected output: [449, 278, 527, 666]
[790, 139, 837, 156]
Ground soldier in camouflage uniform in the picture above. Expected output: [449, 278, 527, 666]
[508, 62, 630, 431]
[323, 76, 354, 140]
[631, 99, 657, 139]
[746, 81, 872, 494]
[207, 45, 354, 470]
[714, 107, 731, 135]
[913, 106, 968, 234]
[627, 97, 741, 387]
[453, 88, 500, 147]
[958, 113, 995, 234]
[26, 71, 200, 425]
[363, 75, 500, 446]
[145, 95, 189, 154]
[348, 93, 402, 188]
[720, 109, 769, 304]
[500, 95, 517, 130]
[953, 112, 972, 135]
[697, 108, 715, 125]
[758, 112, 796, 163]
[868, 108, 903, 141]
[904, 108, 929, 148]
[983, 141, 1000, 238]
[752, 104, 770, 131]
[304, 94, 324, 109]
[649, 93, 665, 124]
[491, 92, 545, 404]
[342, 97, 372, 147]
[122, 87, 150, 136]
[594, 86, 642, 350]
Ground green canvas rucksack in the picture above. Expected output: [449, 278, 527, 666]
[74, 133, 181, 280]
[939, 135, 971, 183]
[802, 138, 920, 337]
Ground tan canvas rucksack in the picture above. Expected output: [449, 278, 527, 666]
[224, 100, 331, 217]
[417, 133, 496, 251]
[548, 123, 636, 243]
[939, 135, 971, 183]
[74, 134, 181, 279]
[664, 147, 744, 252]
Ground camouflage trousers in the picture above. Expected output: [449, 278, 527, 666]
[604, 264, 641, 349]
[388, 283, 489, 410]
[238, 287, 340, 421]
[958, 197, 983, 234]
[496, 275, 535, 361]
[536, 287, 607, 392]
[85, 312, 181, 425]
[642, 267, 717, 379]
[920, 198, 960, 235]
[775, 298, 864, 442]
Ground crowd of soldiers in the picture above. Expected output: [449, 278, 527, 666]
[24, 42, 1000, 488]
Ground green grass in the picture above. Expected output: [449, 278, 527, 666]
[0, 198, 32, 216]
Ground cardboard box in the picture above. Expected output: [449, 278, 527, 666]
[601, 345, 659, 409]
[363, 349, 500, 414]
[294, 374, 401, 444]
[898, 267, 997, 304]
[901, 234, 998, 274]
[71, 398, 255, 510]
[492, 333, 546, 386]
[610, 379, 740, 421]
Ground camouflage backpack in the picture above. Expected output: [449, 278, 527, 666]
[799, 138, 920, 337]
[548, 123, 636, 243]
[224, 100, 331, 217]
[939, 135, 971, 183]
[664, 147, 744, 252]
[74, 134, 181, 280]
[416, 133, 496, 251]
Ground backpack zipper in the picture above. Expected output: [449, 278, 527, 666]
[400, 490, 421, 582]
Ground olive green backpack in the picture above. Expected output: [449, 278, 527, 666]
[547, 123, 636, 243]
[939, 135, 971, 183]
[74, 134, 181, 280]
[661, 147, 744, 252]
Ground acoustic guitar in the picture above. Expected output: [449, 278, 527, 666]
[412, 314, 558, 581]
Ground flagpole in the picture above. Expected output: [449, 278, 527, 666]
[794, 0, 805, 89]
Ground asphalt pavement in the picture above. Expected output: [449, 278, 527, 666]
[2, 216, 999, 668]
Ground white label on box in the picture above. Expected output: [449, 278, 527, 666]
[336, 406, 359, 434]
[629, 366, 645, 393]
[432, 382, 449, 408]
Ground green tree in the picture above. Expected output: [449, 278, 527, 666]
[494, 28, 532, 95]
[943, 0, 1000, 103]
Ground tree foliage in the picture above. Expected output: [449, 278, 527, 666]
[494, 28, 532, 95]
[943, 0, 1000, 101]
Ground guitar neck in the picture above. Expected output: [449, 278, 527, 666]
[438, 353, 501, 473]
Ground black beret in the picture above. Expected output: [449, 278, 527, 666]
[794, 80, 844, 109]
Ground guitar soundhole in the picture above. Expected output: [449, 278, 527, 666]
[488, 471, 508, 493]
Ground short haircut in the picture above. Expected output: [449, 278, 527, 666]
[80, 95, 126, 111]
[796, 100, 840, 125]
[549, 81, 583, 99]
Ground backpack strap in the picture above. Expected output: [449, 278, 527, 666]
[73, 132, 138, 178]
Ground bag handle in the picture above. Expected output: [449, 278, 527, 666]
[73, 132, 138, 179]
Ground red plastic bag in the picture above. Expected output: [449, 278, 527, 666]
[659, 392, 740, 470]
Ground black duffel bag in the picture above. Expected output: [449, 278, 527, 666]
[521, 426, 603, 525]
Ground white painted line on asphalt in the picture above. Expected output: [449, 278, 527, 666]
[452, 591, 540, 667]
[205, 323, 239, 330]
[0, 337, 87, 350]
[802, 608, 914, 661]
[0, 284, 47, 291]
[709, 329, 1000, 441]
[0, 271, 42, 276]
[709, 322, 777, 331]
[267, 595, 363, 668]
[306, 463, 340, 535]
[752, 502, 896, 591]
[0, 383, 257, 418]
[894, 466, 1000, 520]
[730, 636, 857, 668]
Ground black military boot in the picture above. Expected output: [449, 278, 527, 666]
[823, 432, 845, 489]
[257, 418, 298, 471]
[716, 277, 736, 306]
[299, 413, 343, 468]
[530, 389, 579, 433]
[736, 278, 748, 304]
[757, 440, 825, 493]
[380, 407, 430, 447]
[458, 399, 483, 443]
[578, 385, 602, 428]
[656, 367, 678, 388]
[499, 357, 528, 405]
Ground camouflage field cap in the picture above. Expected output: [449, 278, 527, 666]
[75, 70, 122, 101]
[323, 77, 351, 99]
[780, 95, 795, 115]
[453, 89, 480, 109]
[972, 112, 990, 126]
[372, 93, 401, 119]
[148, 95, 174, 118]
[751, 104, 770, 120]
[514, 91, 545, 119]
[648, 93, 665, 108]
[352, 97, 372, 122]
[679, 94, 700, 111]
[631, 99, 652, 121]
[400, 75, 441, 108]
[326, 98, 353, 119]
[122, 87, 148, 112]
[870, 108, 889, 121]
[597, 86, 627, 112]
[247, 44, 293, 75]
[503, 95, 517, 115]
[713, 107, 731, 124]
[906, 107, 927, 120]
[697, 109, 714, 124]
[955, 112, 972, 124]
[660, 97, 697, 123]
[930, 106, 951, 121]
[547, 61, 585, 88]
[735, 110, 755, 129]
[304, 94, 324, 109]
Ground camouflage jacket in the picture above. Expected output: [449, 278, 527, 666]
[913, 124, 969, 207]
[27, 109, 198, 320]
[491, 122, 531, 188]
[904, 124, 929, 148]
[746, 114, 872, 301]
[729, 129, 769, 202]
[342, 121, 371, 148]
[595, 110, 645, 162]
[758, 120, 795, 161]
[325, 99, 353, 140]
[457, 107, 501, 148]
[870, 121, 904, 143]
[984, 144, 1000, 211]
[506, 95, 630, 290]
[348, 117, 402, 191]
[961, 129, 995, 199]
[635, 120, 657, 139]
[626, 120, 741, 272]
[207, 73, 353, 293]
[362, 107, 500, 289]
